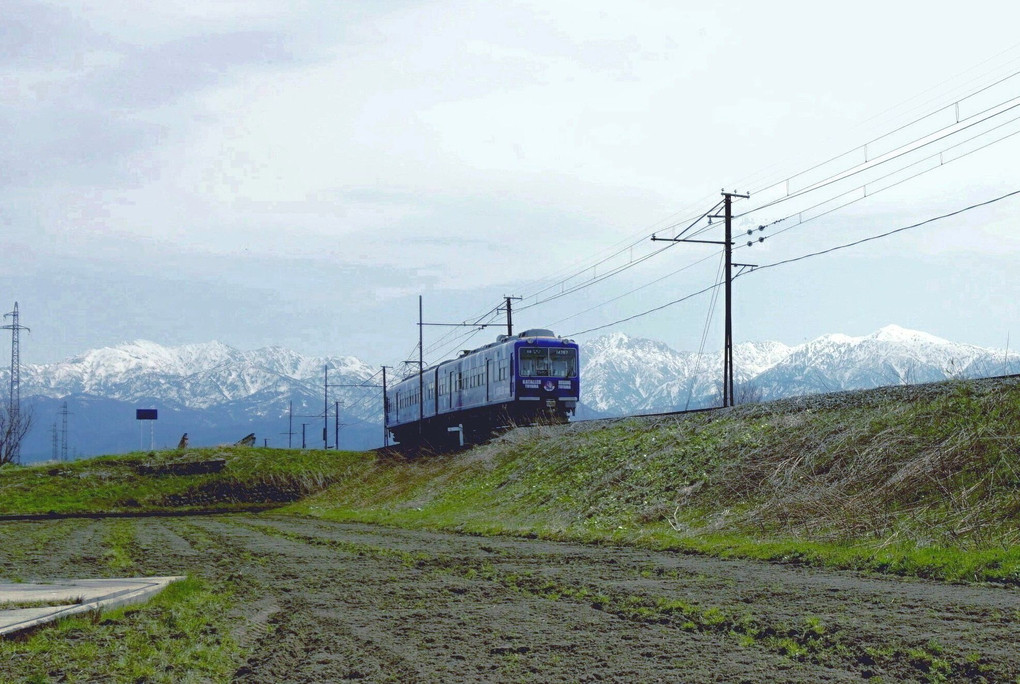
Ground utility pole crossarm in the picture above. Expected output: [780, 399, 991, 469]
[650, 236, 728, 245]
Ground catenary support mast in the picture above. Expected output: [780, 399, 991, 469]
[651, 191, 750, 408]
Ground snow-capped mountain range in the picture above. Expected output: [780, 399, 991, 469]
[5, 325, 1018, 461]
[21, 340, 376, 411]
[8, 341, 385, 461]
[581, 325, 1019, 415]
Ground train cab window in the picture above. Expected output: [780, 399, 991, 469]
[519, 347, 577, 378]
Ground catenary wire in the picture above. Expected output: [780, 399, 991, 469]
[684, 253, 725, 411]
[744, 189, 1020, 274]
[735, 116, 1020, 251]
[507, 53, 1020, 319]
[547, 250, 720, 329]
[730, 48, 1020, 198]
[742, 67, 1020, 200]
[566, 280, 723, 338]
[735, 95, 1020, 219]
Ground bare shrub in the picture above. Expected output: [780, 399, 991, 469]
[0, 405, 32, 465]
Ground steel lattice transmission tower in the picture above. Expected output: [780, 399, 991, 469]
[2, 302, 29, 464]
[60, 401, 70, 462]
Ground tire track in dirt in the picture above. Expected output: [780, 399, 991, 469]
[212, 517, 852, 683]
[183, 517, 430, 683]
[235, 516, 1019, 681]
[3, 519, 108, 581]
[0, 519, 82, 580]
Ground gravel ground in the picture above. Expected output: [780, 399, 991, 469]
[2, 514, 1018, 682]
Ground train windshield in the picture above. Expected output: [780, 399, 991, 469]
[518, 347, 577, 378]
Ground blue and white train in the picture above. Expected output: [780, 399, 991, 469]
[386, 329, 580, 447]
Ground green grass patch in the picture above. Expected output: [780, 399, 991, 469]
[0, 446, 368, 515]
[0, 575, 239, 683]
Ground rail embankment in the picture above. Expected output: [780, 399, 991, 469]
[291, 376, 1020, 583]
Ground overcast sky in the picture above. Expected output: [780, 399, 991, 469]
[3, 1, 1020, 369]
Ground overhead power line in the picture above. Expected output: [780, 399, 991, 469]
[736, 95, 1020, 220]
[514, 195, 726, 304]
[501, 51, 1020, 329]
[566, 280, 722, 338]
[746, 188, 1020, 274]
[736, 115, 1020, 252]
[548, 250, 719, 329]
[518, 91, 1020, 322]
[730, 47, 1020, 199]
[745, 68, 1020, 200]
[564, 189, 1019, 343]
[516, 241, 681, 312]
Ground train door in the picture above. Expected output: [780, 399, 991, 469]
[485, 358, 491, 402]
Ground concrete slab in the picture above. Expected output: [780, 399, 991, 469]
[0, 576, 185, 637]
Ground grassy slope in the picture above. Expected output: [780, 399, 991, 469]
[2, 377, 1018, 583]
[0, 446, 364, 515]
[287, 377, 1020, 583]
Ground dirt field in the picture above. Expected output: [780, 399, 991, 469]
[2, 514, 1017, 682]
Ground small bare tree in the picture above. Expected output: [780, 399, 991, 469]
[0, 406, 33, 465]
[734, 380, 764, 406]
[712, 380, 764, 407]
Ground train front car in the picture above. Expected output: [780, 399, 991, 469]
[385, 328, 579, 449]
[510, 329, 579, 425]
